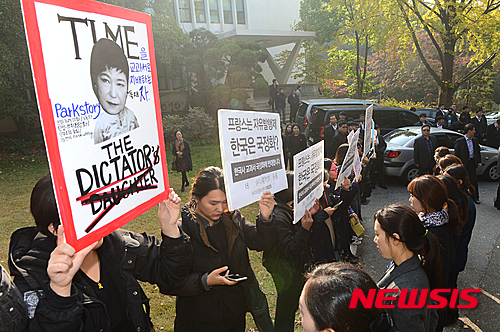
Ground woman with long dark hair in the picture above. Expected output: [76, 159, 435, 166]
[163, 167, 275, 331]
[172, 130, 193, 192]
[374, 204, 440, 331]
[407, 175, 460, 331]
[443, 164, 477, 325]
[286, 124, 307, 170]
[300, 262, 388, 332]
[283, 124, 294, 170]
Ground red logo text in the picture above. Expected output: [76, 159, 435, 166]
[349, 289, 481, 309]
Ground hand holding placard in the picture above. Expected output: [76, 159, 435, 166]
[301, 210, 314, 231]
[258, 191, 275, 220]
[158, 189, 182, 238]
[48, 226, 97, 297]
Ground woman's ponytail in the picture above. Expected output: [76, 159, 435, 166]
[421, 230, 442, 290]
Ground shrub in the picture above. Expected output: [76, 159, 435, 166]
[162, 107, 216, 145]
[379, 98, 430, 109]
[0, 137, 31, 155]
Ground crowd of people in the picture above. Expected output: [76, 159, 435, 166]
[2, 99, 499, 331]
[269, 79, 302, 124]
[2, 133, 485, 331]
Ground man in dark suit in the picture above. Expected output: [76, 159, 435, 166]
[323, 114, 337, 157]
[328, 120, 348, 159]
[269, 78, 279, 112]
[414, 113, 431, 126]
[454, 123, 482, 203]
[287, 89, 299, 123]
[471, 107, 487, 144]
[370, 125, 387, 189]
[486, 119, 500, 149]
[413, 124, 437, 175]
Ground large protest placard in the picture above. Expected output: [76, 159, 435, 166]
[363, 105, 374, 155]
[335, 128, 361, 189]
[21, 0, 168, 251]
[293, 141, 324, 224]
[219, 110, 287, 211]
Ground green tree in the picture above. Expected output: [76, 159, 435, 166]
[395, 0, 500, 107]
[0, 0, 38, 138]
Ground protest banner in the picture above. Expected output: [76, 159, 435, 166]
[335, 128, 361, 190]
[363, 104, 373, 155]
[293, 141, 324, 224]
[353, 147, 362, 182]
[218, 110, 287, 211]
[21, 0, 168, 251]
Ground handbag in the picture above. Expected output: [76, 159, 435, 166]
[268, 97, 273, 106]
[349, 212, 365, 236]
[171, 159, 177, 171]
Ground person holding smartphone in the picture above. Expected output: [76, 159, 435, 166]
[161, 167, 276, 332]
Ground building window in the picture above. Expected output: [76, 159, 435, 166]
[179, 0, 192, 23]
[222, 0, 233, 24]
[209, 0, 219, 23]
[194, 0, 206, 23]
[235, 0, 245, 24]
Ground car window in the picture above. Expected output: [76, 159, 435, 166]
[310, 108, 327, 126]
[400, 111, 419, 126]
[445, 132, 463, 148]
[374, 110, 398, 128]
[433, 134, 450, 148]
[297, 103, 308, 116]
[384, 130, 418, 145]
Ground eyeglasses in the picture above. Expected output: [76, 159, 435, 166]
[422, 129, 430, 132]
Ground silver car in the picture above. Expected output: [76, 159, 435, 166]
[383, 127, 499, 183]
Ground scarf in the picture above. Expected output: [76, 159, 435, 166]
[419, 208, 449, 228]
[175, 139, 184, 157]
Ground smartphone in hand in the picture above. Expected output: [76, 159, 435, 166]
[224, 274, 247, 282]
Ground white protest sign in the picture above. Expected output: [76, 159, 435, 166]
[363, 105, 374, 155]
[293, 141, 324, 224]
[335, 128, 361, 190]
[353, 147, 362, 182]
[219, 110, 287, 211]
[21, 0, 168, 251]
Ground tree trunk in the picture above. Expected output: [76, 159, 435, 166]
[355, 32, 362, 99]
[438, 84, 457, 108]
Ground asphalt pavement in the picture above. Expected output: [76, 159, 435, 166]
[357, 176, 500, 332]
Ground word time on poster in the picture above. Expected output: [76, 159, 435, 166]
[21, 0, 168, 251]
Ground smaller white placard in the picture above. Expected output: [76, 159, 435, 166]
[335, 128, 361, 189]
[218, 109, 287, 211]
[293, 141, 324, 224]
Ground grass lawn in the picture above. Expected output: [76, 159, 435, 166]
[0, 141, 303, 331]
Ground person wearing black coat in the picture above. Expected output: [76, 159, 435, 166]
[0, 264, 27, 332]
[413, 125, 438, 175]
[276, 88, 287, 123]
[9, 174, 192, 332]
[286, 124, 307, 170]
[470, 108, 487, 144]
[486, 120, 500, 149]
[162, 167, 275, 332]
[287, 90, 299, 123]
[269, 79, 279, 112]
[454, 123, 481, 202]
[327, 120, 348, 159]
[370, 125, 387, 189]
[262, 172, 321, 332]
[323, 114, 337, 157]
[172, 131, 193, 192]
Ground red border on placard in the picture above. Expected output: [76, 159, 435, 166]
[21, 0, 169, 252]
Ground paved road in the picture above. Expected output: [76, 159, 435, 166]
[357, 176, 500, 332]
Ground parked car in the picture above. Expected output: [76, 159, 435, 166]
[416, 107, 437, 125]
[383, 127, 499, 183]
[295, 98, 379, 133]
[306, 106, 420, 145]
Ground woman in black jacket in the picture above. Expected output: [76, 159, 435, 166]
[172, 130, 193, 192]
[8, 174, 192, 332]
[286, 124, 307, 170]
[408, 175, 461, 332]
[262, 172, 321, 332]
[163, 166, 275, 332]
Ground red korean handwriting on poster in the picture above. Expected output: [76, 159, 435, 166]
[21, 0, 169, 251]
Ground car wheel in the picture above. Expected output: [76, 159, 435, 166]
[402, 166, 420, 184]
[483, 163, 500, 182]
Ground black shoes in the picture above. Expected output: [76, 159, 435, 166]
[379, 184, 388, 189]
[360, 198, 370, 205]
[474, 199, 481, 204]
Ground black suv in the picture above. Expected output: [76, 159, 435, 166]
[306, 106, 420, 145]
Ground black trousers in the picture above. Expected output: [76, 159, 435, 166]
[466, 159, 479, 200]
[272, 272, 305, 332]
[370, 156, 385, 185]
